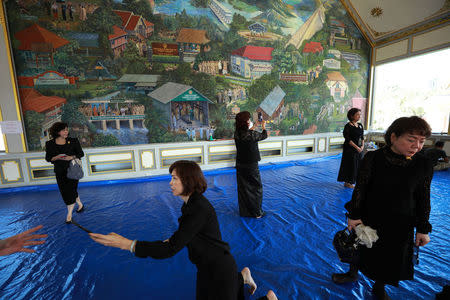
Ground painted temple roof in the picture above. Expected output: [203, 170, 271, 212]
[15, 24, 69, 51]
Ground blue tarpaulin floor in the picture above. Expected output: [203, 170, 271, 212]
[0, 155, 449, 299]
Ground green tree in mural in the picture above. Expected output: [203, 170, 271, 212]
[191, 0, 209, 8]
[191, 73, 217, 101]
[61, 99, 90, 129]
[81, 6, 121, 57]
[91, 133, 121, 147]
[122, 0, 153, 20]
[54, 41, 86, 76]
[24, 111, 45, 150]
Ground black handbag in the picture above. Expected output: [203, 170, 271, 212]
[67, 159, 84, 180]
[333, 227, 360, 264]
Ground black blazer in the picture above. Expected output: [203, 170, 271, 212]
[234, 129, 268, 164]
[135, 193, 230, 266]
[45, 137, 84, 174]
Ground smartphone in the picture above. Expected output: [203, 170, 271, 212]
[258, 112, 263, 122]
[71, 220, 92, 233]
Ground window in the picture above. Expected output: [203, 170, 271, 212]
[372, 48, 450, 133]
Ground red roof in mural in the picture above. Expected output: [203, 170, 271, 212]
[113, 10, 133, 28]
[302, 42, 323, 53]
[126, 15, 141, 31]
[231, 45, 273, 61]
[14, 24, 69, 51]
[108, 25, 127, 40]
[19, 88, 66, 113]
[144, 20, 154, 27]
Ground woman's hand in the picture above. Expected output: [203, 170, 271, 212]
[347, 218, 363, 231]
[89, 232, 133, 251]
[357, 147, 363, 153]
[261, 120, 266, 130]
[62, 155, 75, 161]
[415, 233, 430, 246]
[0, 225, 47, 256]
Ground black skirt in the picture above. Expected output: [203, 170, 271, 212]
[359, 217, 415, 286]
[55, 170, 79, 205]
[236, 163, 263, 217]
[337, 145, 362, 184]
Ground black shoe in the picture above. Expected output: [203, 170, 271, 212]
[65, 219, 72, 224]
[76, 205, 85, 213]
[372, 288, 391, 300]
[331, 272, 358, 284]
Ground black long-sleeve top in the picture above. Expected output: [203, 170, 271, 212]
[343, 122, 364, 149]
[345, 147, 433, 234]
[234, 129, 268, 164]
[45, 138, 84, 174]
[134, 193, 231, 266]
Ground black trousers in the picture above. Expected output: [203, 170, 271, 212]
[55, 171, 79, 205]
[236, 163, 263, 217]
[196, 253, 268, 300]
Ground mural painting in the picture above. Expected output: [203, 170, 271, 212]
[4, 0, 370, 151]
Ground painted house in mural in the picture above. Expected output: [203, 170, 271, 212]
[325, 71, 348, 99]
[342, 52, 362, 69]
[256, 85, 286, 122]
[18, 71, 78, 88]
[117, 74, 161, 94]
[113, 10, 154, 38]
[113, 10, 153, 56]
[108, 25, 128, 58]
[248, 23, 267, 35]
[14, 24, 69, 69]
[209, 0, 232, 25]
[176, 28, 210, 63]
[230, 45, 274, 79]
[323, 58, 341, 69]
[19, 88, 66, 146]
[67, 32, 102, 57]
[148, 82, 213, 130]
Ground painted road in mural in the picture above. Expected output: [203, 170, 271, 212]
[5, 0, 370, 150]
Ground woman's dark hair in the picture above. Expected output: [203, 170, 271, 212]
[235, 111, 251, 131]
[435, 141, 444, 148]
[169, 160, 207, 196]
[384, 116, 431, 146]
[347, 108, 361, 121]
[49, 122, 68, 139]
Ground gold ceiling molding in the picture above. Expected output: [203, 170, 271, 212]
[339, 0, 450, 47]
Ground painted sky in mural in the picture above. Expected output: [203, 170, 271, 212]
[5, 0, 370, 150]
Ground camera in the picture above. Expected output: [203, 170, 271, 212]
[258, 112, 263, 122]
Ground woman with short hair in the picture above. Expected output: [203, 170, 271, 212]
[337, 108, 364, 188]
[332, 116, 433, 300]
[234, 111, 267, 218]
[89, 160, 277, 300]
[45, 122, 84, 223]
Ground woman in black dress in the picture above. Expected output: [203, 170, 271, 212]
[234, 111, 268, 218]
[337, 108, 364, 188]
[332, 116, 433, 300]
[89, 160, 277, 300]
[45, 122, 84, 223]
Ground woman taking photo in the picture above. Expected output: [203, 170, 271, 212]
[337, 108, 364, 188]
[45, 122, 84, 223]
[234, 111, 268, 218]
[332, 116, 433, 300]
[89, 160, 277, 300]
